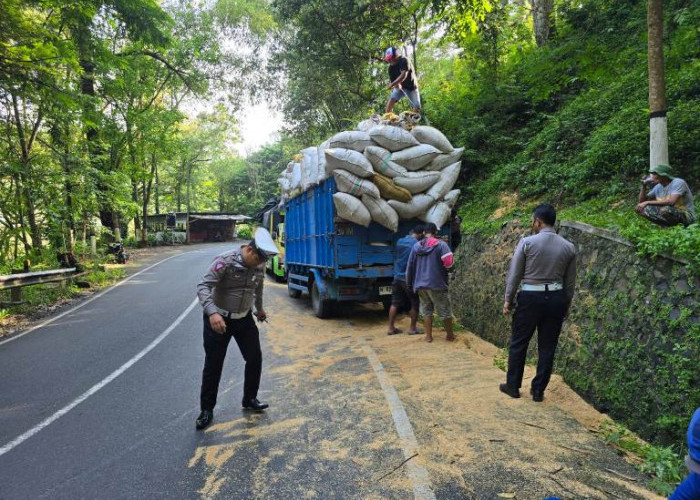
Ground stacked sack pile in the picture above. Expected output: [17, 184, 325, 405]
[277, 113, 462, 231]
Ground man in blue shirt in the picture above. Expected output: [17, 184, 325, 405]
[669, 407, 700, 500]
[387, 225, 424, 335]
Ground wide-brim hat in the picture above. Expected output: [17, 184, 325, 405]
[252, 227, 279, 258]
[649, 164, 674, 179]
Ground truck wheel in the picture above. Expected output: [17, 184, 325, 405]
[288, 281, 302, 298]
[311, 281, 332, 319]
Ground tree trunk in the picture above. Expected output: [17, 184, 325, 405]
[532, 0, 554, 46]
[154, 152, 160, 215]
[78, 44, 115, 237]
[176, 179, 182, 212]
[11, 93, 43, 254]
[141, 156, 156, 246]
[648, 0, 668, 168]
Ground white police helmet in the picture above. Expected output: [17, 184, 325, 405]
[252, 227, 279, 258]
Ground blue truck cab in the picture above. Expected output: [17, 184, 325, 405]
[284, 177, 449, 318]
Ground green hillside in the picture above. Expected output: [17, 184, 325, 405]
[419, 0, 699, 264]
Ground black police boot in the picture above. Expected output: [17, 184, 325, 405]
[242, 398, 269, 411]
[499, 383, 521, 399]
[530, 387, 544, 402]
[196, 410, 213, 430]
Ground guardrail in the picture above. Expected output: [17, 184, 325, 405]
[0, 268, 78, 305]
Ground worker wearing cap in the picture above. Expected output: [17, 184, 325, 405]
[384, 46, 421, 114]
[500, 204, 576, 402]
[669, 407, 700, 500]
[636, 164, 696, 227]
[195, 228, 279, 431]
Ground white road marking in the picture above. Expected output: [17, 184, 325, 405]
[362, 342, 437, 500]
[0, 252, 192, 346]
[0, 297, 199, 457]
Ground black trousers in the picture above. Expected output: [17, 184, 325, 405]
[506, 290, 567, 392]
[200, 312, 262, 411]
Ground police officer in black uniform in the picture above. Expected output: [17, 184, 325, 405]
[500, 204, 577, 402]
[195, 228, 279, 430]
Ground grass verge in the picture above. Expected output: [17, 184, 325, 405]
[598, 419, 686, 496]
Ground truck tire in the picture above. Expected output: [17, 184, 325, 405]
[288, 280, 302, 298]
[311, 281, 332, 318]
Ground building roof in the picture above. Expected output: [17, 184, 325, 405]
[189, 214, 251, 222]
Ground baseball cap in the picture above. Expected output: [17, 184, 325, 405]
[384, 47, 397, 61]
[649, 164, 674, 179]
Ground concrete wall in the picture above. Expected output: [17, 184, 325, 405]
[450, 220, 699, 444]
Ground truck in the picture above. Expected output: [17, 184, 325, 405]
[284, 177, 449, 318]
[261, 205, 286, 281]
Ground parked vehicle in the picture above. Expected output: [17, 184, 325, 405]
[262, 206, 286, 281]
[106, 242, 128, 264]
[284, 177, 449, 318]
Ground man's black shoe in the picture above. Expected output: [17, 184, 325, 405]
[531, 388, 544, 402]
[499, 383, 521, 399]
[196, 410, 213, 430]
[242, 398, 269, 411]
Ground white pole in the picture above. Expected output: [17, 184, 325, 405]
[649, 115, 669, 168]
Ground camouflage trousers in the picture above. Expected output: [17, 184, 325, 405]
[640, 205, 695, 227]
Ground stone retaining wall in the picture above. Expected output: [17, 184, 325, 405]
[450, 220, 699, 444]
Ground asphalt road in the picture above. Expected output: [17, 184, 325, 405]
[0, 244, 416, 500]
[0, 243, 661, 500]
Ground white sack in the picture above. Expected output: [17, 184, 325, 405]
[391, 144, 442, 171]
[387, 194, 434, 219]
[443, 189, 461, 208]
[277, 176, 291, 192]
[329, 131, 373, 152]
[426, 162, 460, 201]
[369, 125, 420, 151]
[316, 145, 329, 183]
[361, 194, 399, 232]
[410, 126, 454, 153]
[290, 162, 302, 189]
[394, 171, 441, 194]
[419, 202, 451, 229]
[333, 193, 371, 227]
[425, 147, 464, 171]
[357, 116, 380, 132]
[301, 147, 319, 190]
[285, 161, 295, 174]
[325, 148, 374, 178]
[364, 146, 408, 178]
[333, 169, 381, 199]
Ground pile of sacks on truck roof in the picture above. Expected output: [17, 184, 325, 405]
[277, 113, 462, 231]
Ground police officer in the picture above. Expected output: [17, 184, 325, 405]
[499, 204, 576, 402]
[195, 228, 279, 430]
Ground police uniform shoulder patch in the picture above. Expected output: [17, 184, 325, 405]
[212, 259, 226, 272]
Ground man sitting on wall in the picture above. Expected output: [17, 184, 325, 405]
[636, 164, 696, 227]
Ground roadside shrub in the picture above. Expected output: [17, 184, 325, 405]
[236, 224, 253, 239]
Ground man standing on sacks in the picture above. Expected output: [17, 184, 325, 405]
[195, 228, 279, 431]
[500, 204, 576, 402]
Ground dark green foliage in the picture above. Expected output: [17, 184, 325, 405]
[436, 0, 700, 267]
[559, 268, 699, 447]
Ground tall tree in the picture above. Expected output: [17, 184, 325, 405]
[647, 0, 668, 169]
